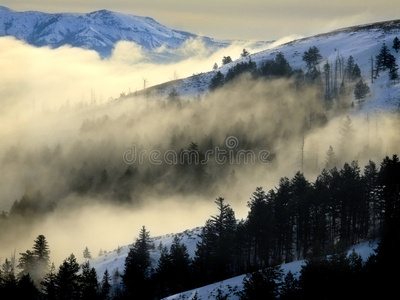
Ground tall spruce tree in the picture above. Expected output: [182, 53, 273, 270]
[302, 46, 322, 70]
[1, 258, 17, 298]
[323, 61, 331, 100]
[123, 226, 153, 299]
[346, 55, 355, 81]
[56, 254, 81, 300]
[155, 246, 172, 298]
[393, 36, 400, 53]
[100, 269, 111, 300]
[33, 235, 50, 273]
[40, 263, 57, 300]
[246, 187, 274, 268]
[375, 43, 397, 78]
[81, 261, 99, 300]
[354, 79, 370, 102]
[83, 246, 92, 261]
[18, 234, 50, 284]
[194, 197, 237, 284]
[169, 235, 191, 294]
[325, 145, 337, 170]
[290, 172, 312, 259]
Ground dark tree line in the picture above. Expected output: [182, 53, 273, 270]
[0, 235, 112, 300]
[120, 154, 399, 299]
[208, 46, 375, 110]
[1, 154, 399, 299]
[209, 52, 293, 91]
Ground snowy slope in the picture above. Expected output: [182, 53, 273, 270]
[164, 240, 379, 300]
[90, 227, 202, 281]
[89, 226, 377, 299]
[0, 5, 229, 59]
[148, 20, 400, 113]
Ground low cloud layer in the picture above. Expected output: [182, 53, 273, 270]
[0, 36, 399, 267]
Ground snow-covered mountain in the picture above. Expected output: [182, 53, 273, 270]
[144, 19, 400, 114]
[0, 5, 230, 59]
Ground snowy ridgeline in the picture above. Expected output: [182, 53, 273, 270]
[0, 5, 230, 59]
[90, 228, 202, 283]
[151, 20, 400, 114]
[90, 227, 378, 300]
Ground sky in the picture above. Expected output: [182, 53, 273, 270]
[2, 0, 400, 41]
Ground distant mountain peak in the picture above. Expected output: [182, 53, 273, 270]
[0, 5, 229, 59]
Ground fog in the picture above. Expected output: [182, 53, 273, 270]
[0, 36, 399, 266]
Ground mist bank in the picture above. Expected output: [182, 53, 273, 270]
[0, 36, 266, 108]
[1, 76, 398, 265]
[0, 37, 399, 266]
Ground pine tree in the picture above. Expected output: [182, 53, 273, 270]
[280, 271, 300, 299]
[33, 235, 50, 269]
[209, 71, 225, 91]
[339, 161, 364, 245]
[225, 60, 257, 83]
[222, 56, 232, 65]
[213, 62, 218, 70]
[393, 36, 400, 53]
[81, 261, 98, 300]
[259, 52, 292, 78]
[56, 254, 81, 300]
[274, 52, 293, 77]
[362, 160, 381, 236]
[1, 258, 17, 298]
[239, 266, 283, 300]
[351, 64, 361, 81]
[83, 246, 92, 260]
[241, 48, 250, 57]
[17, 250, 36, 278]
[122, 226, 153, 299]
[375, 43, 397, 78]
[40, 263, 57, 300]
[375, 43, 390, 76]
[194, 198, 237, 284]
[16, 274, 40, 300]
[211, 197, 237, 279]
[389, 61, 399, 82]
[325, 145, 337, 170]
[18, 234, 50, 284]
[302, 46, 322, 70]
[273, 177, 295, 262]
[246, 187, 274, 268]
[155, 245, 172, 297]
[169, 235, 191, 294]
[100, 269, 111, 300]
[346, 55, 355, 81]
[354, 79, 370, 102]
[323, 61, 331, 100]
[291, 172, 312, 259]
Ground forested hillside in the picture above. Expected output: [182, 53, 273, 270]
[1, 154, 399, 299]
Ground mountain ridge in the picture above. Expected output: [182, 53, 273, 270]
[0, 5, 229, 59]
[137, 18, 400, 115]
